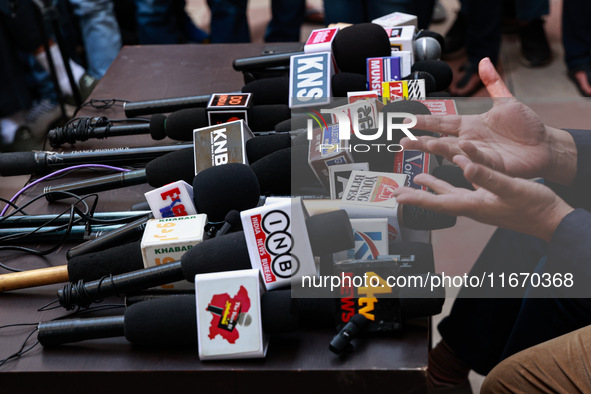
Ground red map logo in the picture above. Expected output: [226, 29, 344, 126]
[206, 286, 251, 344]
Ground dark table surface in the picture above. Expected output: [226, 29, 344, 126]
[0, 44, 429, 394]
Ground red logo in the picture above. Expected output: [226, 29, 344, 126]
[206, 286, 251, 344]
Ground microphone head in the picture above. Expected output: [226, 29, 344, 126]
[248, 105, 291, 132]
[403, 71, 436, 94]
[250, 147, 292, 196]
[124, 295, 197, 347]
[332, 23, 392, 74]
[331, 72, 367, 97]
[306, 210, 355, 255]
[0, 152, 38, 176]
[145, 147, 196, 187]
[246, 134, 292, 164]
[180, 231, 251, 280]
[242, 76, 289, 106]
[192, 163, 260, 222]
[401, 204, 456, 230]
[411, 60, 453, 92]
[164, 108, 208, 141]
[415, 29, 445, 52]
[413, 36, 442, 61]
[224, 209, 243, 231]
[149, 114, 167, 140]
[67, 240, 145, 282]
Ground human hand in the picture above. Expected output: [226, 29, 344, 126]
[392, 155, 574, 241]
[404, 58, 577, 185]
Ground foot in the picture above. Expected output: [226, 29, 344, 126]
[519, 18, 551, 67]
[568, 65, 591, 97]
[450, 62, 483, 96]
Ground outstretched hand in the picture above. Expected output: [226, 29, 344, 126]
[392, 155, 574, 241]
[403, 58, 577, 185]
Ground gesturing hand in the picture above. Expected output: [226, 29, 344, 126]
[403, 58, 577, 185]
[392, 155, 574, 242]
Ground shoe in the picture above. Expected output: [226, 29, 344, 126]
[432, 0, 448, 24]
[568, 63, 591, 97]
[450, 62, 483, 97]
[443, 12, 467, 57]
[519, 18, 551, 67]
[24, 99, 62, 142]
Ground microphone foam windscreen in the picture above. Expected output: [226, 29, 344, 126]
[149, 114, 167, 140]
[242, 76, 289, 106]
[124, 295, 197, 347]
[145, 147, 195, 187]
[401, 205, 457, 230]
[0, 152, 38, 176]
[331, 72, 367, 97]
[411, 60, 453, 92]
[164, 108, 208, 141]
[306, 210, 355, 255]
[332, 23, 392, 74]
[250, 147, 292, 196]
[403, 71, 436, 94]
[248, 105, 291, 132]
[193, 163, 260, 221]
[261, 289, 300, 333]
[67, 240, 144, 282]
[180, 231, 251, 280]
[246, 134, 292, 164]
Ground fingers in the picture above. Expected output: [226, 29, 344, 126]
[458, 140, 497, 170]
[413, 173, 457, 194]
[478, 58, 513, 98]
[454, 155, 514, 198]
[414, 114, 463, 135]
[401, 136, 464, 159]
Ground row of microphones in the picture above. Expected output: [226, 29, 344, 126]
[48, 104, 291, 147]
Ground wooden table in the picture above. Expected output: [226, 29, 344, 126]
[0, 44, 429, 394]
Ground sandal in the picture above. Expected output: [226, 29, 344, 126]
[568, 63, 591, 97]
[450, 61, 483, 97]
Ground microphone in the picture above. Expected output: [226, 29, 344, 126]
[43, 148, 196, 201]
[331, 72, 367, 97]
[214, 210, 243, 237]
[329, 314, 368, 355]
[241, 76, 289, 106]
[0, 240, 146, 292]
[0, 211, 149, 227]
[413, 37, 442, 61]
[402, 71, 436, 94]
[411, 60, 453, 92]
[245, 134, 292, 164]
[56, 210, 354, 309]
[0, 144, 191, 177]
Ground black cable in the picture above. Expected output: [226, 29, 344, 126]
[72, 98, 129, 117]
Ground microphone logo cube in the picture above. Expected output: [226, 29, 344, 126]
[140, 214, 207, 290]
[304, 27, 339, 54]
[193, 120, 253, 174]
[195, 269, 268, 360]
[241, 198, 316, 290]
[144, 180, 197, 219]
[289, 52, 333, 108]
[393, 150, 437, 190]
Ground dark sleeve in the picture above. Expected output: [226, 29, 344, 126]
[546, 129, 591, 210]
[545, 208, 591, 297]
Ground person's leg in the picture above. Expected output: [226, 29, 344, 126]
[207, 0, 250, 43]
[135, 0, 181, 44]
[68, 0, 121, 79]
[482, 324, 591, 393]
[431, 228, 548, 386]
[450, 0, 502, 96]
[264, 0, 305, 43]
[323, 0, 367, 25]
[515, 0, 550, 67]
[562, 0, 591, 96]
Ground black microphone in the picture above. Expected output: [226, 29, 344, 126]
[214, 210, 243, 237]
[403, 71, 436, 94]
[245, 134, 292, 164]
[0, 144, 191, 177]
[0, 211, 149, 227]
[233, 23, 391, 75]
[329, 314, 368, 355]
[331, 72, 367, 97]
[42, 148, 196, 201]
[241, 76, 289, 106]
[57, 210, 355, 309]
[411, 60, 453, 92]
